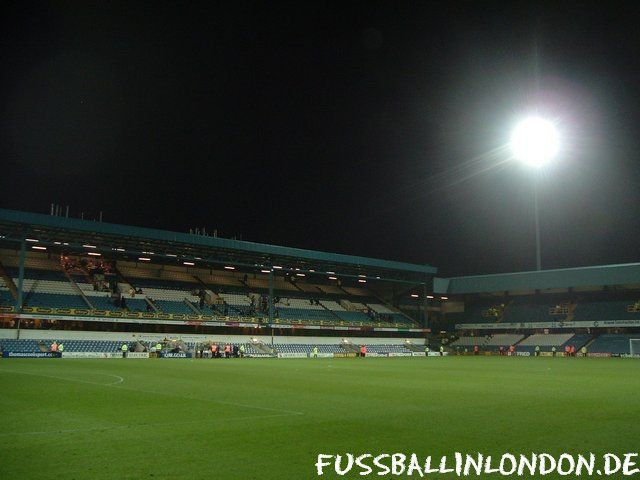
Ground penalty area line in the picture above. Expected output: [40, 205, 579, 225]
[0, 367, 304, 417]
[0, 368, 124, 386]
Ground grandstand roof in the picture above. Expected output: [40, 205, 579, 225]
[0, 208, 435, 283]
[435, 263, 640, 295]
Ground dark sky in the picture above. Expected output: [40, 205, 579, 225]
[2, 1, 640, 277]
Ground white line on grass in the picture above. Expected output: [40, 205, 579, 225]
[0, 368, 124, 386]
[0, 368, 304, 417]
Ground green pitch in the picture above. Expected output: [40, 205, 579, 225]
[1, 357, 638, 479]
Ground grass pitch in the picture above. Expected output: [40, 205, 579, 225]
[1, 356, 638, 479]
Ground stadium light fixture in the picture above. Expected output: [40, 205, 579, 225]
[32, 245, 47, 250]
[183, 261, 195, 266]
[296, 273, 305, 277]
[328, 276, 338, 280]
[510, 117, 559, 168]
[260, 269, 271, 274]
[224, 266, 235, 270]
[273, 265, 283, 270]
[411, 294, 419, 298]
[166, 253, 177, 257]
[358, 279, 367, 283]
[115, 247, 125, 252]
[441, 296, 448, 300]
[88, 252, 101, 256]
[138, 257, 151, 262]
[83, 244, 97, 249]
[426, 295, 434, 299]
[25, 238, 39, 242]
[510, 116, 559, 270]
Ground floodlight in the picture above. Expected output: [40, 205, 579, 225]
[510, 117, 559, 167]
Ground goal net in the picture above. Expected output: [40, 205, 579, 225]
[629, 339, 640, 356]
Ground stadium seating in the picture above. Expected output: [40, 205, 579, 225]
[0, 339, 127, 353]
[364, 344, 412, 354]
[0, 259, 414, 328]
[450, 334, 525, 348]
[24, 292, 88, 310]
[588, 334, 640, 354]
[573, 301, 638, 321]
[562, 333, 592, 350]
[517, 333, 574, 352]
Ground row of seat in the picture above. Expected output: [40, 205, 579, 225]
[449, 333, 640, 354]
[452, 299, 640, 324]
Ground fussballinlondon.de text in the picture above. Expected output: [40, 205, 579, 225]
[315, 453, 640, 477]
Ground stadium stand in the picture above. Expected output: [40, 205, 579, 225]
[3, 208, 640, 354]
[517, 333, 575, 352]
[450, 333, 524, 348]
[588, 334, 639, 355]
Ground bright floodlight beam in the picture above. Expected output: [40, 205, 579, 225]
[510, 117, 559, 167]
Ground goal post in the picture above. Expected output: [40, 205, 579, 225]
[629, 339, 640, 356]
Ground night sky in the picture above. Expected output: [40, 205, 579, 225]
[2, 2, 640, 277]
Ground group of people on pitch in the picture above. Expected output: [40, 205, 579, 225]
[49, 340, 65, 353]
[202, 343, 245, 358]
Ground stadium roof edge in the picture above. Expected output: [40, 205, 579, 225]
[434, 262, 640, 295]
[0, 208, 436, 276]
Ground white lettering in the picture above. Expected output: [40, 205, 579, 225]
[440, 456, 454, 474]
[335, 454, 354, 476]
[391, 454, 406, 475]
[455, 452, 463, 476]
[557, 454, 575, 475]
[605, 454, 622, 475]
[373, 454, 390, 476]
[484, 456, 500, 474]
[464, 454, 483, 476]
[407, 454, 424, 477]
[623, 454, 639, 476]
[517, 454, 537, 476]
[539, 453, 557, 475]
[576, 454, 595, 476]
[423, 456, 439, 474]
[499, 454, 517, 476]
[355, 454, 372, 476]
[316, 454, 333, 475]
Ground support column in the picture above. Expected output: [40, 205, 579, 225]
[422, 283, 429, 329]
[534, 178, 542, 271]
[268, 269, 274, 325]
[16, 239, 26, 313]
[16, 239, 26, 337]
